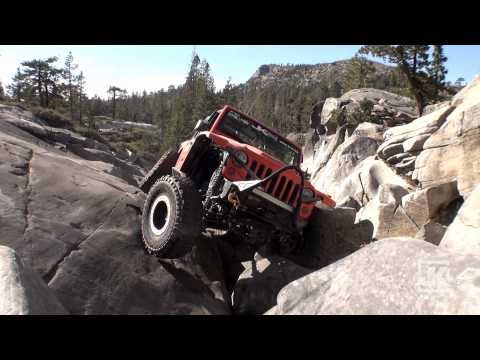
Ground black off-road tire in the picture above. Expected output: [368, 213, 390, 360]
[141, 175, 202, 258]
[139, 145, 179, 193]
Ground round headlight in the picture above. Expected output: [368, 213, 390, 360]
[234, 151, 248, 165]
[302, 188, 315, 200]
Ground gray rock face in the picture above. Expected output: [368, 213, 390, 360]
[415, 221, 446, 245]
[351, 122, 384, 141]
[312, 135, 379, 202]
[232, 256, 312, 315]
[0, 105, 146, 186]
[0, 246, 67, 315]
[357, 183, 418, 239]
[0, 108, 231, 314]
[319, 88, 417, 132]
[295, 206, 374, 269]
[267, 238, 480, 315]
[440, 184, 480, 256]
[414, 76, 480, 198]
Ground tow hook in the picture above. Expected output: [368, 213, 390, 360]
[228, 191, 240, 210]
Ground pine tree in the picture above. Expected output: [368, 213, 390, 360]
[429, 46, 448, 85]
[20, 57, 63, 108]
[358, 45, 434, 115]
[343, 55, 376, 90]
[77, 71, 86, 123]
[63, 52, 78, 120]
[0, 80, 4, 100]
[455, 77, 465, 87]
[107, 86, 126, 120]
[7, 68, 30, 102]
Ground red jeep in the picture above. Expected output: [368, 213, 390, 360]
[139, 105, 336, 258]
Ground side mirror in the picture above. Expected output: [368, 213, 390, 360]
[194, 119, 203, 131]
[194, 119, 209, 132]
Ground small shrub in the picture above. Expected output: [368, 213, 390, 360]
[329, 108, 345, 127]
[31, 107, 74, 130]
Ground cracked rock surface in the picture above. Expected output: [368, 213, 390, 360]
[0, 108, 230, 314]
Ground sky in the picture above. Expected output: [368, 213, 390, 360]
[1, 45, 479, 99]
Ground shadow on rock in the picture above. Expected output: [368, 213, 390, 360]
[291, 206, 375, 269]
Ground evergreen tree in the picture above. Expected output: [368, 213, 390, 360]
[455, 77, 465, 87]
[342, 55, 376, 90]
[107, 86, 126, 120]
[7, 68, 29, 101]
[429, 46, 448, 85]
[20, 57, 63, 108]
[359, 45, 434, 115]
[63, 51, 78, 120]
[77, 71, 86, 122]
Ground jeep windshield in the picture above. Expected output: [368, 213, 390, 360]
[218, 110, 300, 165]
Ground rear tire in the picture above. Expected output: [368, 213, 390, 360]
[141, 175, 202, 258]
[139, 146, 179, 193]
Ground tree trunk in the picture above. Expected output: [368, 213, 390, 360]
[112, 92, 116, 120]
[44, 84, 49, 108]
[70, 81, 74, 121]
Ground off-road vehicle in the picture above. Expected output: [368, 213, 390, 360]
[139, 105, 336, 258]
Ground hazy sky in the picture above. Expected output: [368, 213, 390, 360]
[1, 45, 479, 98]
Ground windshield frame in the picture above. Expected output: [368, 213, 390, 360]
[212, 108, 301, 166]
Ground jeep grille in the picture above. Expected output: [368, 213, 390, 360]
[246, 160, 300, 207]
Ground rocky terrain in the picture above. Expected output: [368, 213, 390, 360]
[1, 75, 479, 315]
[247, 60, 395, 89]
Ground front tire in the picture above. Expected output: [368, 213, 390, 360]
[141, 175, 202, 258]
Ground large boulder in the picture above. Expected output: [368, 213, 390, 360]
[413, 75, 480, 198]
[351, 122, 384, 142]
[267, 238, 480, 315]
[309, 125, 347, 177]
[319, 88, 417, 132]
[0, 246, 67, 315]
[312, 134, 379, 202]
[232, 256, 312, 315]
[0, 105, 145, 186]
[334, 156, 413, 208]
[440, 185, 480, 256]
[357, 183, 418, 239]
[377, 104, 454, 162]
[294, 206, 374, 269]
[0, 112, 231, 314]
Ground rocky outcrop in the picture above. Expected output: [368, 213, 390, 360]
[320, 88, 417, 132]
[267, 238, 480, 315]
[232, 255, 312, 315]
[0, 105, 146, 186]
[333, 156, 413, 208]
[0, 108, 231, 314]
[440, 184, 480, 256]
[377, 105, 455, 177]
[413, 75, 480, 198]
[312, 133, 379, 201]
[415, 221, 446, 245]
[294, 206, 374, 268]
[0, 246, 67, 315]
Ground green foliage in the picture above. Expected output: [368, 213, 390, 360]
[328, 108, 345, 128]
[358, 45, 449, 114]
[31, 107, 74, 129]
[0, 80, 4, 100]
[342, 55, 377, 91]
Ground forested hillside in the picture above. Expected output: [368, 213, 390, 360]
[1, 47, 461, 156]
